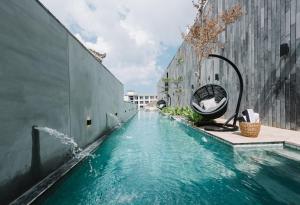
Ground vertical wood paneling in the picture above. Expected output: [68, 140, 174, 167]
[271, 0, 277, 127]
[258, 0, 263, 119]
[266, 0, 272, 126]
[290, 0, 297, 130]
[296, 0, 300, 130]
[275, 0, 281, 128]
[285, 0, 291, 129]
[255, 0, 260, 113]
[159, 0, 300, 131]
[280, 0, 286, 128]
[250, 0, 255, 113]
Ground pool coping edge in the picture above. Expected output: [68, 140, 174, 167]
[163, 113, 299, 150]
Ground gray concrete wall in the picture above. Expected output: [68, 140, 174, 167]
[158, 0, 300, 131]
[0, 0, 137, 204]
[120, 101, 139, 123]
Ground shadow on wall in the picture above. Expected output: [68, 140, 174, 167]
[0, 127, 44, 205]
[254, 43, 300, 129]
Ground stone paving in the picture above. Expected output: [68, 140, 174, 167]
[172, 116, 300, 149]
[202, 119, 300, 149]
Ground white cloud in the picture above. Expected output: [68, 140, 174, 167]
[120, 21, 154, 47]
[40, 0, 195, 93]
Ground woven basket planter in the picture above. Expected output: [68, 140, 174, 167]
[239, 122, 261, 138]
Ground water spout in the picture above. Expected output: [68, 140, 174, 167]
[31, 126, 42, 182]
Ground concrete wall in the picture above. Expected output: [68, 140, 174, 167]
[158, 0, 300, 131]
[121, 101, 139, 123]
[0, 0, 137, 204]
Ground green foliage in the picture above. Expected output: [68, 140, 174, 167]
[161, 77, 172, 83]
[177, 57, 184, 65]
[174, 88, 183, 93]
[160, 76, 184, 104]
[161, 106, 178, 116]
[181, 107, 203, 123]
[172, 76, 183, 84]
[161, 106, 204, 124]
[162, 76, 183, 84]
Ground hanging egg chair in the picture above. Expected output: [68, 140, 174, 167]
[191, 84, 228, 119]
[190, 54, 244, 132]
[156, 99, 167, 109]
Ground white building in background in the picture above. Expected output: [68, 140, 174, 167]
[124, 91, 158, 109]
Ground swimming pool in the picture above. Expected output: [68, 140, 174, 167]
[37, 111, 300, 205]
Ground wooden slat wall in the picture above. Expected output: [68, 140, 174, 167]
[297, 0, 300, 130]
[158, 0, 300, 131]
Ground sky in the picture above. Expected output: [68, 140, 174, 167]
[40, 0, 196, 94]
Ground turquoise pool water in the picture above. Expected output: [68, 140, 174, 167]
[38, 112, 300, 205]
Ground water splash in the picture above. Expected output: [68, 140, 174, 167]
[36, 127, 97, 173]
[125, 136, 133, 140]
[201, 137, 208, 143]
[35, 127, 96, 160]
[36, 127, 82, 158]
[88, 157, 99, 176]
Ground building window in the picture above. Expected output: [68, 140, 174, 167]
[150, 96, 154, 99]
[140, 101, 144, 104]
[145, 96, 149, 99]
[135, 101, 138, 104]
[134, 96, 138, 100]
[139, 96, 144, 100]
[145, 101, 149, 104]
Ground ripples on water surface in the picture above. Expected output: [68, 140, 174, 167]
[38, 112, 300, 205]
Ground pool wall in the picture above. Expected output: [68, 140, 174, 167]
[0, 0, 137, 204]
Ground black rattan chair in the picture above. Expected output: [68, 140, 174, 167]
[190, 54, 244, 132]
[191, 84, 228, 119]
[157, 100, 167, 109]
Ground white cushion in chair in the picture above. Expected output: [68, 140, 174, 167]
[200, 98, 217, 110]
[192, 102, 215, 113]
[193, 97, 226, 113]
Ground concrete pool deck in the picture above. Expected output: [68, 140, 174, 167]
[171, 116, 300, 149]
[206, 123, 300, 148]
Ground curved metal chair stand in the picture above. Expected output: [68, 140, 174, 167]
[191, 54, 244, 132]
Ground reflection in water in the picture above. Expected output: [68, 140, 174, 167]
[39, 111, 300, 205]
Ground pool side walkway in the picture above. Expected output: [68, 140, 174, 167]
[171, 116, 300, 149]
